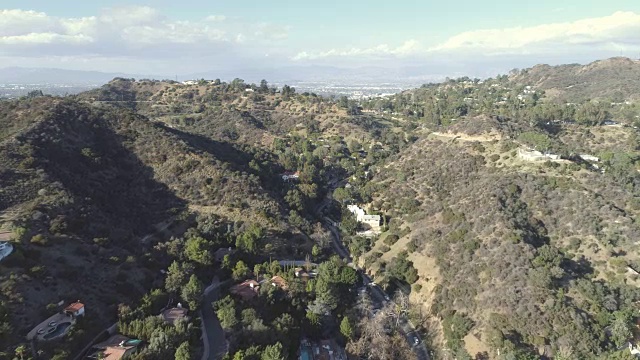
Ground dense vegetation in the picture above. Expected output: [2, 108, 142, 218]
[2, 57, 640, 359]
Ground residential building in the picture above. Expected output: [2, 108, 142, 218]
[579, 154, 600, 162]
[91, 334, 140, 360]
[281, 171, 300, 182]
[347, 205, 382, 233]
[64, 301, 85, 317]
[517, 148, 561, 161]
[162, 303, 189, 324]
[270, 276, 288, 291]
[230, 280, 260, 301]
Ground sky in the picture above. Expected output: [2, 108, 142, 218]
[1, 0, 640, 78]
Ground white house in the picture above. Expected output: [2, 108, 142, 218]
[64, 302, 85, 317]
[579, 154, 600, 162]
[181, 80, 198, 85]
[347, 205, 382, 233]
[518, 148, 561, 161]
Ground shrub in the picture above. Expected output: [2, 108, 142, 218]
[30, 234, 48, 246]
[383, 234, 400, 246]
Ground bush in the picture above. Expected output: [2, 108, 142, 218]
[413, 284, 422, 292]
[489, 154, 500, 162]
[30, 234, 48, 246]
[383, 234, 400, 246]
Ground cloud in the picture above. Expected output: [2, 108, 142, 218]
[0, 6, 288, 63]
[292, 12, 640, 63]
[429, 11, 640, 55]
[205, 15, 226, 22]
[292, 39, 421, 60]
[254, 23, 290, 41]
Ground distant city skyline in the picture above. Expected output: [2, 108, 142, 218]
[1, 1, 640, 78]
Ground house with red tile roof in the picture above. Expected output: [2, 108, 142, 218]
[230, 279, 260, 301]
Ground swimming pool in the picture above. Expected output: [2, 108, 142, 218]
[42, 322, 72, 340]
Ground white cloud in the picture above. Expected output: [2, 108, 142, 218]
[0, 6, 288, 62]
[0, 32, 93, 45]
[429, 11, 640, 55]
[254, 23, 290, 40]
[293, 39, 421, 60]
[292, 11, 640, 62]
[205, 15, 226, 22]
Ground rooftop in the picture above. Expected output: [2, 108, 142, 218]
[93, 334, 131, 349]
[230, 279, 260, 300]
[64, 302, 85, 313]
[270, 276, 288, 291]
[162, 306, 189, 324]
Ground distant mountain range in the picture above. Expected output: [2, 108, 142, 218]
[0, 66, 446, 86]
[0, 67, 159, 85]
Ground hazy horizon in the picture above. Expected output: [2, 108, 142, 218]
[1, 1, 639, 81]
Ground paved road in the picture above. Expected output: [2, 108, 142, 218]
[317, 185, 431, 360]
[201, 278, 229, 360]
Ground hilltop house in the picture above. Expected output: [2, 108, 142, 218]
[518, 148, 561, 161]
[579, 154, 600, 162]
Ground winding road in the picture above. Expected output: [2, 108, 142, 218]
[318, 182, 431, 360]
[201, 277, 229, 360]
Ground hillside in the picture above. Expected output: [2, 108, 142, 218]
[356, 113, 640, 358]
[2, 58, 640, 359]
[0, 96, 300, 355]
[510, 57, 640, 102]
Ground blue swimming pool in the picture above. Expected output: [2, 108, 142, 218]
[42, 322, 71, 340]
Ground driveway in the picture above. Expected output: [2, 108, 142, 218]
[201, 277, 229, 360]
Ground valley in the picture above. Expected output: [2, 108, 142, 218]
[1, 57, 640, 360]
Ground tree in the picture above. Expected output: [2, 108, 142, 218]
[260, 79, 269, 93]
[333, 187, 350, 204]
[232, 260, 250, 281]
[610, 311, 633, 347]
[181, 275, 203, 310]
[184, 236, 213, 266]
[14, 345, 27, 360]
[26, 90, 44, 98]
[214, 296, 238, 330]
[340, 316, 354, 340]
[175, 341, 191, 360]
[261, 342, 285, 360]
[340, 209, 358, 235]
[165, 261, 194, 293]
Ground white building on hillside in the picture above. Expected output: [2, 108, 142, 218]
[347, 205, 382, 233]
[579, 154, 600, 162]
[518, 148, 561, 161]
